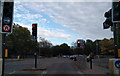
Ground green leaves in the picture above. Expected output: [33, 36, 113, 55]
[6, 23, 34, 57]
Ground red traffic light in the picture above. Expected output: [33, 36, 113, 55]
[32, 24, 37, 39]
[7, 0, 11, 1]
[32, 24, 36, 27]
[4, 0, 13, 2]
[77, 41, 80, 44]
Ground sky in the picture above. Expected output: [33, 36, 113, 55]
[13, 0, 113, 46]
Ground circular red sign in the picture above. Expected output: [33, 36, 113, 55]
[3, 25, 10, 31]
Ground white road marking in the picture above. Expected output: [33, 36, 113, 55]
[77, 71, 84, 74]
[9, 71, 16, 74]
[42, 71, 47, 74]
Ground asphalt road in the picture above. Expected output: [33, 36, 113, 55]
[5, 57, 59, 74]
[4, 56, 109, 75]
[5, 59, 34, 74]
[46, 58, 82, 74]
[5, 57, 83, 75]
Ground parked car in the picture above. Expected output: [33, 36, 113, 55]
[70, 55, 74, 60]
[69, 55, 77, 61]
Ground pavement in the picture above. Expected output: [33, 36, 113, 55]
[73, 56, 110, 76]
[4, 57, 110, 76]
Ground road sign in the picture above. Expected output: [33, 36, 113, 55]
[3, 25, 10, 31]
[3, 17, 10, 24]
[115, 60, 120, 68]
[1, 1, 14, 33]
[32, 36, 36, 39]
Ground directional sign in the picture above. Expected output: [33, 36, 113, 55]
[32, 36, 36, 40]
[3, 17, 10, 24]
[3, 25, 10, 31]
[115, 60, 120, 68]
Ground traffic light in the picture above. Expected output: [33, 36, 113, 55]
[1, 0, 14, 33]
[103, 9, 113, 29]
[77, 40, 80, 47]
[32, 24, 37, 39]
[112, 2, 120, 22]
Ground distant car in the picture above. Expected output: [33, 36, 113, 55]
[69, 55, 77, 61]
[63, 55, 67, 58]
[63, 55, 69, 58]
[86, 56, 90, 62]
[70, 55, 74, 60]
[78, 55, 83, 57]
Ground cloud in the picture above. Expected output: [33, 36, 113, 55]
[13, 2, 114, 46]
[14, 2, 43, 24]
[38, 28, 71, 38]
[14, 0, 112, 2]
[21, 2, 112, 41]
[39, 19, 47, 23]
[14, 22, 71, 39]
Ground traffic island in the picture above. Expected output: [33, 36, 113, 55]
[109, 58, 120, 76]
[23, 68, 47, 71]
[4, 68, 47, 76]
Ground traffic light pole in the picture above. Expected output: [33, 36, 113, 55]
[34, 39, 37, 68]
[2, 34, 6, 76]
[113, 23, 118, 58]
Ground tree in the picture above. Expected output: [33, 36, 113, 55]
[93, 40, 101, 55]
[6, 23, 35, 58]
[84, 39, 93, 55]
[51, 43, 71, 57]
[59, 43, 70, 55]
[99, 38, 114, 55]
[39, 37, 53, 57]
[52, 45, 61, 56]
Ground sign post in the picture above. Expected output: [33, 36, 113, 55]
[2, 34, 6, 76]
[1, 1, 14, 76]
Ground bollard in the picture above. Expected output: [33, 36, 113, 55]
[109, 58, 120, 76]
[90, 58, 92, 69]
[74, 57, 77, 61]
[17, 56, 20, 61]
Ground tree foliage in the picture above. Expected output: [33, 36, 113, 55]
[6, 23, 35, 57]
